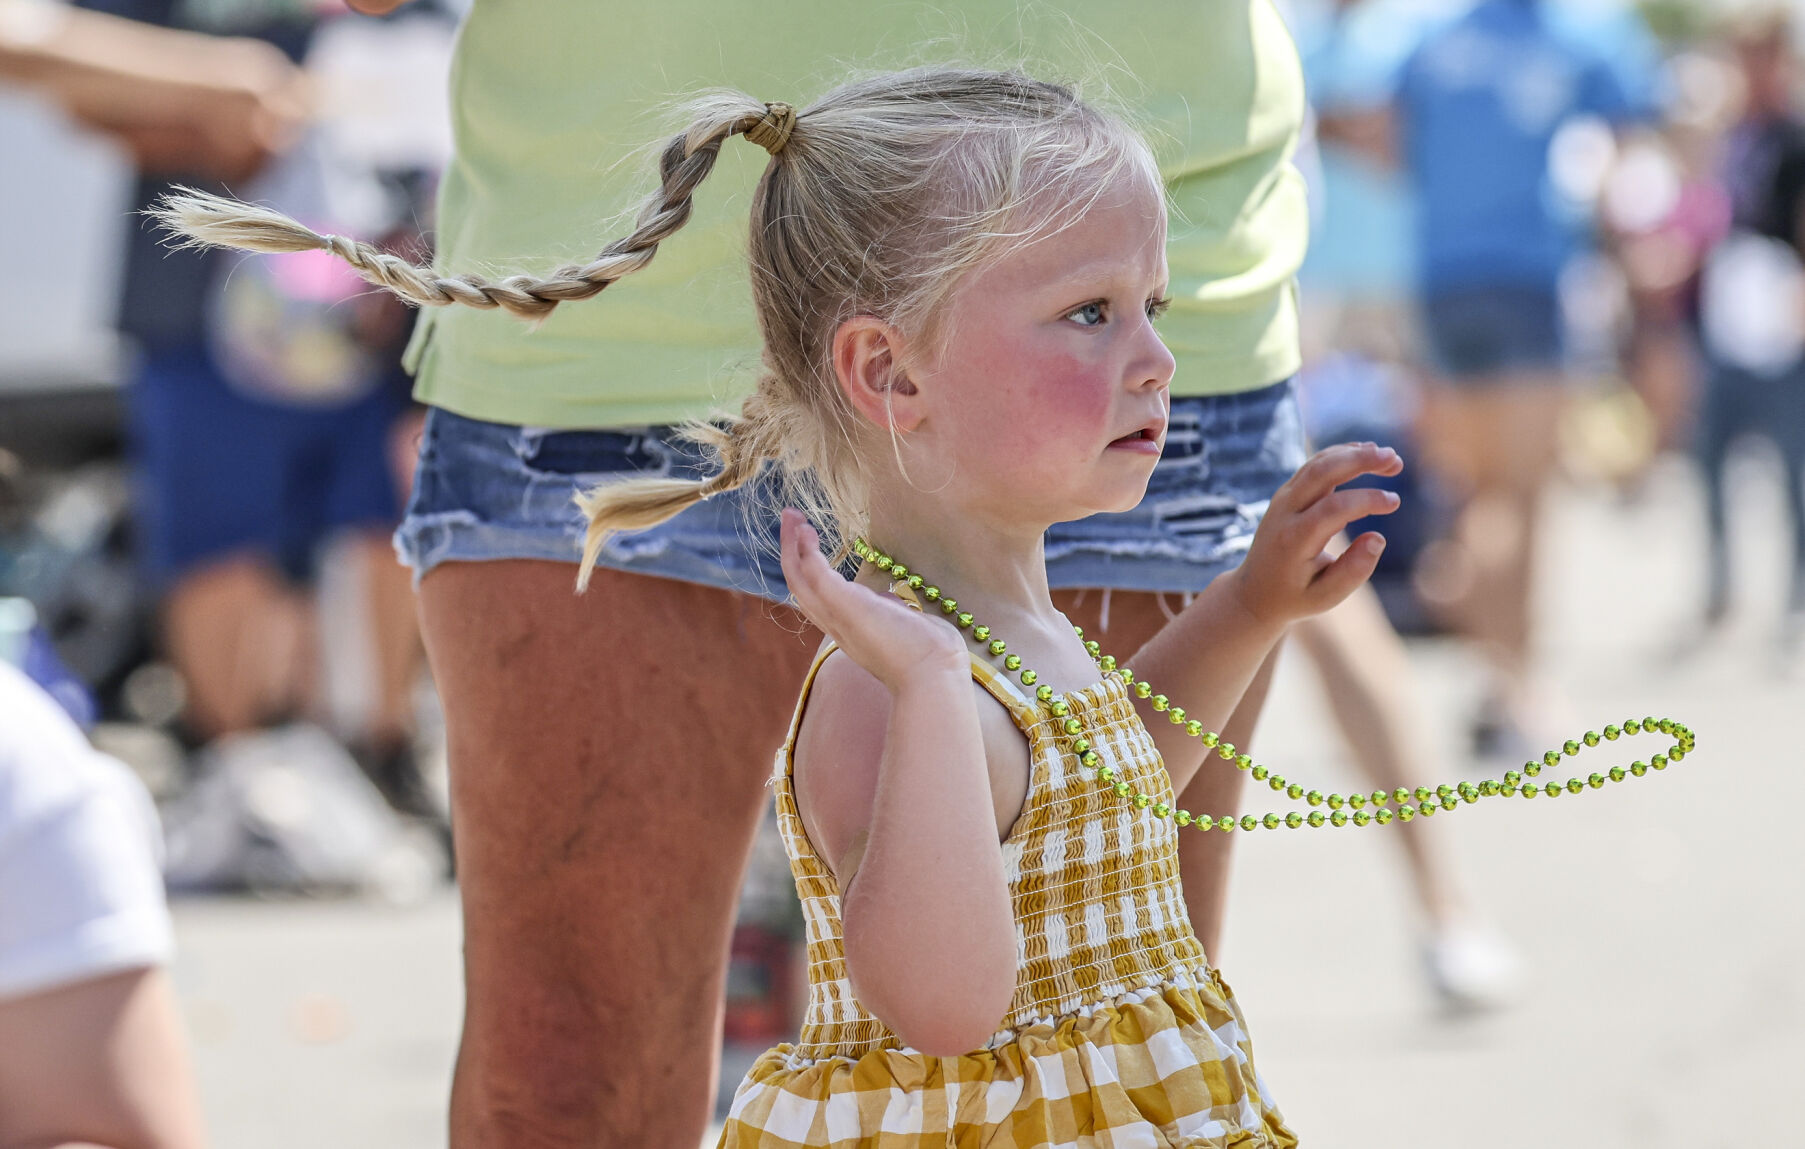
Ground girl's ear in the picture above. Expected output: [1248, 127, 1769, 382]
[831, 316, 925, 432]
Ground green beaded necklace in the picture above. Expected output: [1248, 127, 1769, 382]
[851, 538, 1696, 833]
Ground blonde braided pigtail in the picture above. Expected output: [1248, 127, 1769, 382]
[572, 381, 790, 592]
[149, 97, 799, 320]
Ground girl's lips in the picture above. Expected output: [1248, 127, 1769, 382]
[1106, 426, 1164, 454]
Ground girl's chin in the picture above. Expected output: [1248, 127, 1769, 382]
[1056, 482, 1153, 521]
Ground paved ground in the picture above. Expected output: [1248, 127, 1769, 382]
[170, 458, 1804, 1148]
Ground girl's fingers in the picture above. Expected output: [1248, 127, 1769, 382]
[1306, 530, 1386, 609]
[1275, 443, 1403, 514]
[778, 509, 941, 658]
[784, 516, 875, 642]
[779, 510, 845, 633]
[1292, 487, 1400, 555]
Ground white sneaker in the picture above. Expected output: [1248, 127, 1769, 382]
[1422, 926, 1521, 1012]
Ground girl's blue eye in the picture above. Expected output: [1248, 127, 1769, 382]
[1069, 302, 1107, 327]
[1146, 296, 1173, 320]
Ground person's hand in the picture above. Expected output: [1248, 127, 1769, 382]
[194, 37, 309, 178]
[779, 509, 968, 693]
[153, 36, 307, 182]
[1, 5, 311, 182]
[109, 35, 308, 182]
[1226, 441, 1404, 629]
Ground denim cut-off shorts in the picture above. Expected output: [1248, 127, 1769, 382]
[394, 377, 1305, 601]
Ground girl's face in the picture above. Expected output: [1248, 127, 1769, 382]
[903, 178, 1175, 528]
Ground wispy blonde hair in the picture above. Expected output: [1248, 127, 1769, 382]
[155, 67, 1160, 588]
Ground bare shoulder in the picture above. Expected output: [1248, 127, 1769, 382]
[793, 650, 1032, 884]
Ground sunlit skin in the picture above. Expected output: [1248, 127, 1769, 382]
[872, 179, 1176, 538]
[816, 178, 1178, 705]
[780, 175, 1404, 1055]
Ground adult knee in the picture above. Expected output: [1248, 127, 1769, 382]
[458, 971, 715, 1148]
[456, 1024, 613, 1148]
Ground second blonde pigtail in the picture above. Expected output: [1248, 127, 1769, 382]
[572, 382, 790, 592]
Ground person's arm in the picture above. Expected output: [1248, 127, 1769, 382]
[0, 967, 206, 1149]
[779, 511, 1019, 1057]
[0, 0, 306, 181]
[1127, 442, 1403, 796]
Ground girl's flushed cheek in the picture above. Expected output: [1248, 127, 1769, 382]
[983, 358, 1114, 461]
[954, 337, 1112, 455]
[1026, 353, 1114, 437]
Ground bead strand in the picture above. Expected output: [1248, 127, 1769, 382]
[851, 538, 1697, 834]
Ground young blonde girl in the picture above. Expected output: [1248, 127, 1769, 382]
[163, 67, 1404, 1146]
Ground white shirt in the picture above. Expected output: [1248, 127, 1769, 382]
[0, 661, 173, 999]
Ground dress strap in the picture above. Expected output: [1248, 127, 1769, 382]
[967, 656, 1039, 728]
[778, 640, 843, 779]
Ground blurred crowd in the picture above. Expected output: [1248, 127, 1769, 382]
[0, 4, 455, 1138]
[3, 0, 1804, 1141]
[1, 0, 458, 895]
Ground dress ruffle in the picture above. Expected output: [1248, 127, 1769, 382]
[721, 968, 1297, 1149]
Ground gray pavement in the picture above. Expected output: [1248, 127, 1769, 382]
[171, 459, 1804, 1148]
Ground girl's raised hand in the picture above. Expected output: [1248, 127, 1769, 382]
[1228, 442, 1405, 629]
[780, 510, 969, 692]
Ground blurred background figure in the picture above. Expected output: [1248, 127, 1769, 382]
[0, 0, 457, 888]
[1393, 0, 1656, 755]
[75, 0, 427, 813]
[1693, 6, 1805, 654]
[0, 637, 206, 1149]
[1276, 0, 1523, 1012]
[1592, 50, 1726, 485]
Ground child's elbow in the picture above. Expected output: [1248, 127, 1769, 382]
[844, 911, 1019, 1056]
[895, 1010, 1008, 1059]
[881, 970, 1018, 1058]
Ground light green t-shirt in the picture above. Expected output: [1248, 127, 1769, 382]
[407, 0, 1308, 429]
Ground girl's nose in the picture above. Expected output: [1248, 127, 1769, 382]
[1131, 316, 1177, 393]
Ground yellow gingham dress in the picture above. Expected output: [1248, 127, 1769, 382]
[720, 643, 1298, 1149]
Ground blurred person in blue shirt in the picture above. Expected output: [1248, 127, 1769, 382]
[1394, 0, 1655, 751]
[1399, 0, 1655, 297]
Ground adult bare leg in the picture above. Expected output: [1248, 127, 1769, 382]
[419, 561, 818, 1149]
[348, 530, 422, 746]
[1169, 649, 1277, 965]
[1416, 378, 1564, 736]
[1292, 585, 1519, 1006]
[163, 554, 313, 738]
[1290, 586, 1464, 923]
[1051, 589, 1279, 963]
